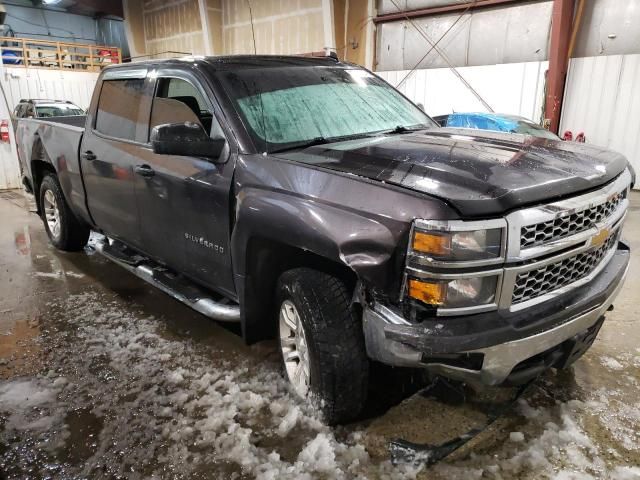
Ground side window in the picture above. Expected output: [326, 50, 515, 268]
[149, 77, 223, 140]
[95, 78, 146, 141]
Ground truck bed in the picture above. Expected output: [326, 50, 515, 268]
[16, 116, 89, 222]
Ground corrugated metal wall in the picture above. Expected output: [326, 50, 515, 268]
[376, 0, 552, 71]
[377, 60, 547, 120]
[0, 67, 100, 190]
[572, 0, 640, 58]
[560, 55, 640, 187]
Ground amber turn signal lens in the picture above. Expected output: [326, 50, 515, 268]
[413, 231, 450, 256]
[408, 279, 446, 305]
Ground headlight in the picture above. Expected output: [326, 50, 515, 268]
[408, 275, 498, 309]
[406, 219, 506, 313]
[411, 219, 506, 264]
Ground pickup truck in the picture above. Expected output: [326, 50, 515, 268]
[16, 55, 634, 424]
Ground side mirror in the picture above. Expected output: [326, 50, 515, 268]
[150, 122, 225, 160]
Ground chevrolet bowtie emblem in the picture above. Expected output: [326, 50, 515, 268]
[591, 227, 610, 248]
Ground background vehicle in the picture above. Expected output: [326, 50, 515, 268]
[12, 99, 84, 128]
[15, 56, 633, 424]
[433, 112, 560, 140]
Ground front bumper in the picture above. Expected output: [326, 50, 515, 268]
[363, 242, 630, 387]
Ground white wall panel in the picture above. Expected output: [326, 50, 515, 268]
[0, 67, 99, 190]
[561, 55, 640, 189]
[376, 1, 552, 70]
[377, 61, 547, 121]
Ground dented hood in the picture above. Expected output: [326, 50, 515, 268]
[277, 128, 630, 217]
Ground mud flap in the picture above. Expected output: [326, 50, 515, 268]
[389, 377, 535, 466]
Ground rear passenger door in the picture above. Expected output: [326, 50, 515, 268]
[80, 68, 150, 248]
[133, 69, 236, 297]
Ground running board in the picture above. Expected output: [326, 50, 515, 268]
[93, 235, 241, 323]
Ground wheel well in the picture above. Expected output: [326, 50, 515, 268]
[31, 159, 56, 214]
[242, 237, 358, 344]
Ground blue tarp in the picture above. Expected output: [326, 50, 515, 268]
[445, 112, 520, 132]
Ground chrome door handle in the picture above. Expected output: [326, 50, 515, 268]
[135, 164, 155, 177]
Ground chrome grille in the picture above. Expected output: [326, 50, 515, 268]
[520, 190, 625, 249]
[512, 233, 618, 304]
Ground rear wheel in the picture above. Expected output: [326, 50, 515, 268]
[276, 268, 369, 424]
[39, 174, 90, 251]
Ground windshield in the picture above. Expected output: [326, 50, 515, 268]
[511, 119, 560, 140]
[216, 66, 435, 153]
[36, 104, 84, 118]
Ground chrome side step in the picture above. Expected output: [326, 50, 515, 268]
[93, 235, 241, 323]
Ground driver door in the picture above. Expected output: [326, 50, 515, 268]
[133, 70, 236, 297]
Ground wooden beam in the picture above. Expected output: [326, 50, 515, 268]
[545, 0, 575, 134]
[373, 0, 522, 24]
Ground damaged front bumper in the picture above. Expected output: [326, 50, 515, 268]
[363, 242, 630, 388]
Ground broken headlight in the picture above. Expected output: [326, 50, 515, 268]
[407, 275, 499, 309]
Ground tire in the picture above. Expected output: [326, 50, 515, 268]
[276, 268, 369, 424]
[39, 174, 90, 251]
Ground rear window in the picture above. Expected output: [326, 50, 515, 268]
[36, 104, 84, 117]
[95, 79, 146, 141]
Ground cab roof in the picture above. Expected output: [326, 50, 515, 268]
[103, 54, 353, 73]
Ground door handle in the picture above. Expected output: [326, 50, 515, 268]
[135, 164, 155, 178]
[81, 151, 96, 161]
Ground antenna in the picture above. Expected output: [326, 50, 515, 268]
[245, 0, 267, 153]
[246, 0, 257, 55]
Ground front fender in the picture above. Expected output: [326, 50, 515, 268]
[232, 187, 405, 294]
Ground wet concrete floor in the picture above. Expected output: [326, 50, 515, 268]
[1, 191, 639, 479]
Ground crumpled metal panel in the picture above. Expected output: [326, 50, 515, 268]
[376, 1, 552, 71]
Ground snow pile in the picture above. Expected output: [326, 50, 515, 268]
[433, 395, 640, 480]
[4, 288, 639, 479]
[601, 356, 625, 371]
[0, 376, 69, 452]
[1, 291, 421, 479]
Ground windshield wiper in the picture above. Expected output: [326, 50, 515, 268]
[269, 136, 330, 154]
[378, 124, 430, 135]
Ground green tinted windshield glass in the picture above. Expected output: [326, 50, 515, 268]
[218, 66, 434, 152]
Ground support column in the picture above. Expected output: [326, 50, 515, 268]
[545, 0, 575, 134]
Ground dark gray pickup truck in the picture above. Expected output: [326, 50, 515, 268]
[16, 55, 634, 424]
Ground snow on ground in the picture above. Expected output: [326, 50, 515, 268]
[432, 394, 640, 480]
[0, 291, 421, 479]
[1, 289, 640, 479]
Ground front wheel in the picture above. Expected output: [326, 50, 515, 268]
[276, 268, 369, 424]
[39, 174, 90, 251]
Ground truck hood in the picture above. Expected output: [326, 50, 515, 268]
[277, 128, 630, 217]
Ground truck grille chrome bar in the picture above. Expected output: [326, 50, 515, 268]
[512, 231, 619, 304]
[520, 190, 626, 249]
